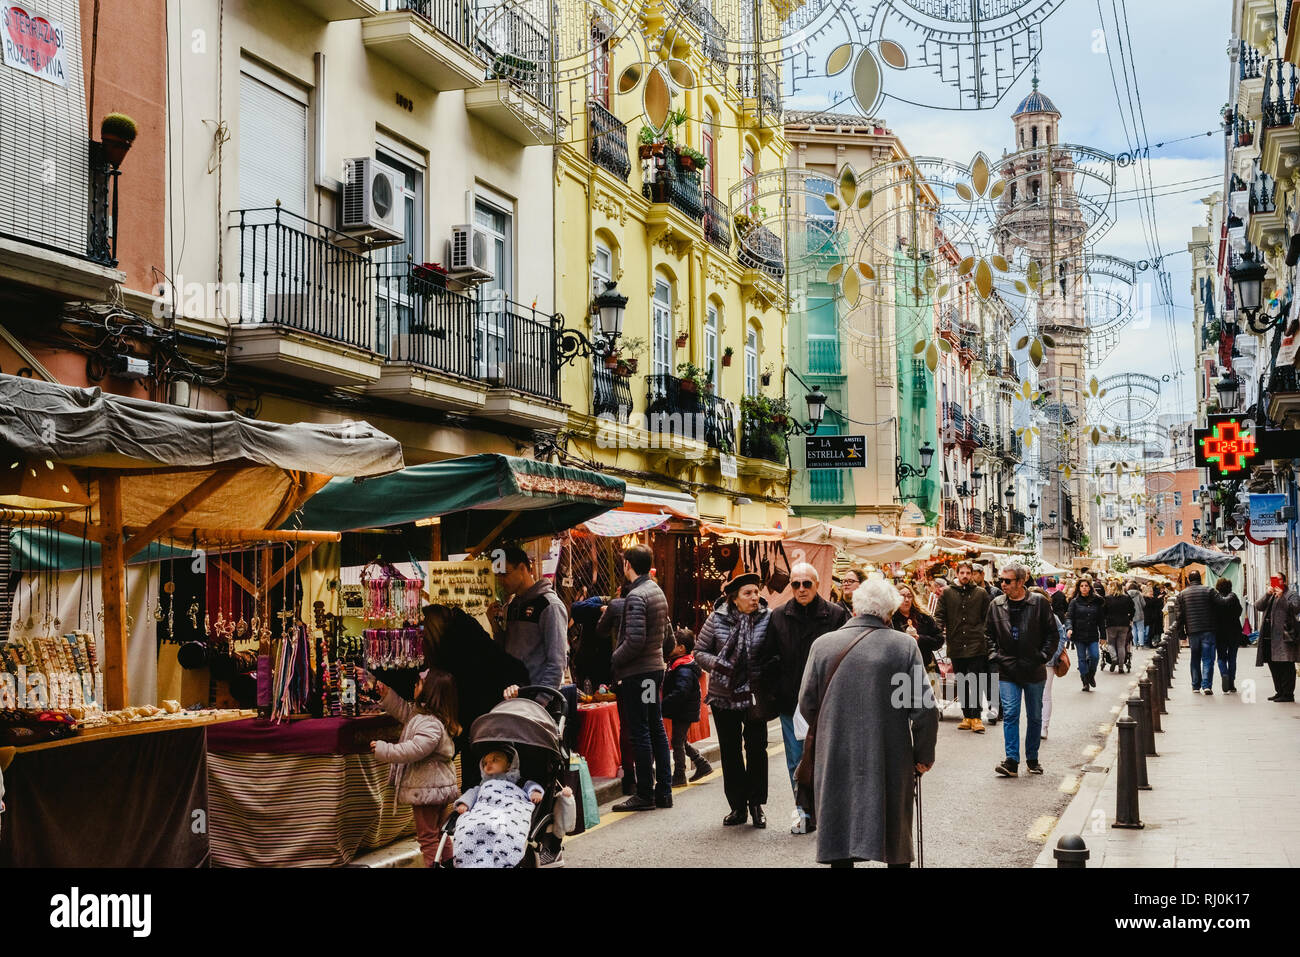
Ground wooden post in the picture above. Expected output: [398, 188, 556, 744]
[99, 474, 128, 711]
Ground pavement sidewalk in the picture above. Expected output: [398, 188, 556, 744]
[353, 733, 725, 867]
[1036, 655, 1300, 868]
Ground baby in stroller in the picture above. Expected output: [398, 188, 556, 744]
[440, 686, 577, 868]
[452, 747, 574, 868]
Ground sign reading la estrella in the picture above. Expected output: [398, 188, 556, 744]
[1193, 414, 1300, 480]
[805, 435, 866, 469]
[0, 3, 68, 87]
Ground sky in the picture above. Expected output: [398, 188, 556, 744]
[785, 0, 1228, 419]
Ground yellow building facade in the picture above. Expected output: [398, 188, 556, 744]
[554, 11, 792, 526]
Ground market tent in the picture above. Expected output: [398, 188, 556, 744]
[582, 510, 671, 537]
[0, 374, 404, 533]
[293, 454, 625, 553]
[784, 522, 927, 563]
[1129, 542, 1239, 577]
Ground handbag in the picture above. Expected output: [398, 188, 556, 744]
[1054, 647, 1071, 678]
[794, 626, 877, 793]
[765, 542, 792, 595]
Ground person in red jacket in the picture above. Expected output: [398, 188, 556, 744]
[662, 628, 713, 786]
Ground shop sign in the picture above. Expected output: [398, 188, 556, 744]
[900, 503, 925, 525]
[864, 524, 883, 534]
[0, 3, 68, 87]
[805, 435, 866, 469]
[1226, 534, 1246, 551]
[1194, 415, 1257, 481]
[719, 452, 737, 478]
[1248, 493, 1288, 539]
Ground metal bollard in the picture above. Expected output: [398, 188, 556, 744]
[1155, 649, 1171, 701]
[1146, 664, 1163, 733]
[1113, 715, 1144, 829]
[1128, 697, 1151, 790]
[1054, 834, 1090, 868]
[1137, 676, 1157, 756]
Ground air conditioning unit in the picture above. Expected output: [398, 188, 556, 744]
[340, 157, 403, 242]
[943, 482, 955, 498]
[447, 224, 494, 282]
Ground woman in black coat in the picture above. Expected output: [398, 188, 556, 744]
[1102, 581, 1136, 673]
[1213, 579, 1244, 693]
[892, 582, 944, 671]
[1067, 579, 1106, 690]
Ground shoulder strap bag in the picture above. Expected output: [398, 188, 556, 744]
[794, 626, 877, 794]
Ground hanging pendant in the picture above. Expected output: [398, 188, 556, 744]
[188, 600, 200, 630]
[153, 601, 165, 622]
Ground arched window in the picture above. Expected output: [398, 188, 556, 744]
[742, 145, 756, 206]
[1031, 126, 1039, 147]
[744, 325, 759, 396]
[705, 304, 720, 389]
[703, 109, 716, 196]
[653, 278, 672, 378]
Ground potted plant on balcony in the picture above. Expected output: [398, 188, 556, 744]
[677, 145, 708, 174]
[638, 125, 667, 159]
[617, 336, 644, 373]
[676, 331, 689, 349]
[100, 113, 138, 168]
[721, 345, 734, 367]
[760, 363, 773, 386]
[676, 361, 708, 395]
[410, 261, 449, 293]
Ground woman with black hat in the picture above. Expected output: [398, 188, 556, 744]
[694, 572, 775, 828]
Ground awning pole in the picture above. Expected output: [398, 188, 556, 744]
[99, 473, 128, 711]
[467, 511, 521, 558]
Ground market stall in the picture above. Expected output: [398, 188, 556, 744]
[0, 374, 403, 866]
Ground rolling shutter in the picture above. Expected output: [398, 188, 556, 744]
[238, 71, 307, 215]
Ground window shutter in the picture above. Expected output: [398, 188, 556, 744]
[238, 72, 307, 215]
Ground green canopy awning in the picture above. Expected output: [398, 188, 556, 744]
[288, 454, 625, 552]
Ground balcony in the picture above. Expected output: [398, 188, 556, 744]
[231, 207, 382, 385]
[593, 364, 632, 422]
[587, 101, 631, 181]
[362, 0, 484, 92]
[966, 509, 984, 536]
[644, 374, 735, 457]
[1241, 39, 1264, 81]
[703, 191, 731, 253]
[1010, 510, 1026, 536]
[807, 335, 841, 375]
[911, 358, 928, 395]
[644, 147, 704, 252]
[944, 500, 960, 532]
[1266, 364, 1300, 426]
[1000, 432, 1023, 462]
[736, 52, 781, 134]
[294, 0, 377, 18]
[739, 412, 787, 466]
[942, 402, 966, 446]
[737, 222, 786, 306]
[467, 7, 563, 144]
[0, 139, 124, 301]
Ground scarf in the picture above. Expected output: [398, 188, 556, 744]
[715, 609, 755, 709]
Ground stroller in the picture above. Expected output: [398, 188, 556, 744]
[436, 686, 571, 868]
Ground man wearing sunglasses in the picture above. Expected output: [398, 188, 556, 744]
[987, 562, 1060, 777]
[768, 562, 848, 834]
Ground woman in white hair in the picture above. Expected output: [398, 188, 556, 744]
[797, 578, 938, 867]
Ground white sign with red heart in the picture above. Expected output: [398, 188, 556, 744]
[0, 2, 67, 87]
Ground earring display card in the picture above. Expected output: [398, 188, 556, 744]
[424, 560, 496, 617]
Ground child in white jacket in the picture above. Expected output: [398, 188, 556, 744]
[370, 669, 461, 867]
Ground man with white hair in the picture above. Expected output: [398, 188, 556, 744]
[798, 579, 938, 867]
[768, 561, 848, 834]
[986, 561, 1059, 777]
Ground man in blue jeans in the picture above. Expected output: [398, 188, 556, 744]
[986, 561, 1059, 778]
[1175, 570, 1227, 694]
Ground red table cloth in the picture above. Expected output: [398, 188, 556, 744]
[576, 701, 620, 778]
[663, 673, 710, 744]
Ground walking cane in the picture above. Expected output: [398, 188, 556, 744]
[915, 771, 924, 869]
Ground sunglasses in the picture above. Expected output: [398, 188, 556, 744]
[999, 577, 1017, 585]
[792, 580, 815, 589]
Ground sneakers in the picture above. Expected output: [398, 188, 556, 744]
[970, 718, 986, 734]
[790, 808, 809, 834]
[995, 758, 1019, 778]
[1026, 760, 1044, 774]
[612, 795, 656, 812]
[1203, 687, 1213, 696]
[689, 759, 713, 782]
[957, 718, 973, 731]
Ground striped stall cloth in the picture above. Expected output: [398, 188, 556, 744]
[207, 751, 415, 867]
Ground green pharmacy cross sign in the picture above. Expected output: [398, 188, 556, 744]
[1194, 416, 1257, 480]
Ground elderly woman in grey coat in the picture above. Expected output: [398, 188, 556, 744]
[798, 578, 938, 867]
[1256, 574, 1300, 702]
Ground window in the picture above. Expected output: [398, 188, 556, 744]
[1193, 519, 1202, 535]
[704, 305, 719, 389]
[652, 279, 672, 378]
[239, 66, 308, 215]
[592, 241, 612, 296]
[1175, 520, 1183, 536]
[474, 199, 513, 379]
[744, 326, 759, 396]
[591, 21, 610, 107]
[1105, 525, 1115, 543]
[1031, 126, 1038, 147]
[804, 177, 836, 242]
[374, 152, 424, 358]
[742, 146, 755, 206]
[703, 110, 716, 196]
[1173, 491, 1182, 507]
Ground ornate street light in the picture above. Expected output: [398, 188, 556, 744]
[896, 440, 935, 486]
[556, 281, 627, 366]
[1230, 254, 1271, 332]
[803, 386, 828, 434]
[1215, 372, 1240, 411]
[593, 280, 628, 342]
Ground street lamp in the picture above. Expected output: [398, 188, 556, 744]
[556, 281, 627, 366]
[1230, 254, 1271, 332]
[1215, 372, 1240, 411]
[804, 386, 828, 434]
[896, 440, 935, 486]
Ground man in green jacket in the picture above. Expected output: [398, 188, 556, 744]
[935, 562, 992, 733]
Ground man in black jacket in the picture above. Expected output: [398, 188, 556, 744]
[1176, 571, 1228, 694]
[610, 544, 673, 811]
[936, 562, 993, 732]
[768, 562, 848, 834]
[987, 562, 1059, 778]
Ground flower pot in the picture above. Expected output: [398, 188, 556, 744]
[639, 143, 655, 159]
[651, 141, 666, 155]
[679, 378, 698, 395]
[615, 361, 632, 377]
[678, 154, 697, 172]
[676, 334, 688, 348]
[101, 133, 133, 168]
[722, 354, 733, 367]
[760, 372, 771, 386]
[625, 357, 639, 372]
[604, 354, 620, 370]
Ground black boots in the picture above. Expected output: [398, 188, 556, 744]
[689, 758, 713, 782]
[672, 768, 688, 788]
[1086, 666, 1098, 687]
[749, 804, 766, 828]
[723, 807, 747, 826]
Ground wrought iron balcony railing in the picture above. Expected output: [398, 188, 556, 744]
[740, 412, 787, 464]
[1241, 39, 1264, 81]
[807, 335, 841, 375]
[234, 206, 374, 351]
[478, 4, 553, 108]
[87, 140, 118, 267]
[588, 100, 631, 180]
[643, 148, 705, 222]
[911, 358, 928, 393]
[645, 374, 734, 452]
[1268, 364, 1299, 394]
[593, 363, 633, 421]
[703, 191, 731, 252]
[736, 52, 781, 121]
[395, 0, 472, 46]
[737, 223, 785, 281]
[1250, 172, 1277, 214]
[1261, 58, 1298, 129]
